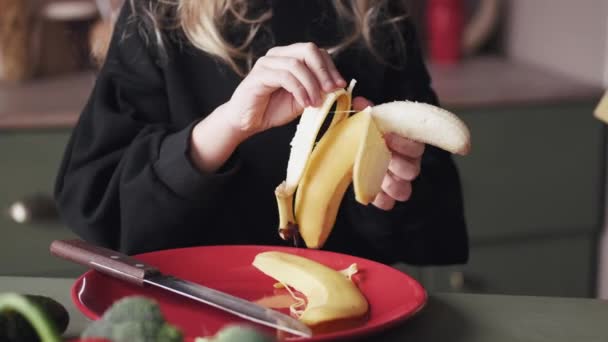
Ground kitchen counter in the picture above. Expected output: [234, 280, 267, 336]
[429, 56, 604, 110]
[1, 276, 607, 341]
[0, 57, 603, 130]
[0, 72, 95, 130]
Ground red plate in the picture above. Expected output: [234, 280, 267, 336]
[71, 245, 426, 341]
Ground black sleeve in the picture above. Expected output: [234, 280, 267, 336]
[54, 4, 241, 254]
[332, 19, 469, 266]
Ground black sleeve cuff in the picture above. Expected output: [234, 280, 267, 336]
[153, 121, 241, 200]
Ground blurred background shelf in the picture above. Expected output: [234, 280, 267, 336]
[0, 71, 95, 129]
[430, 56, 604, 109]
[2, 56, 602, 129]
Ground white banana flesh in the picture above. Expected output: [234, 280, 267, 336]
[371, 100, 471, 155]
[284, 80, 356, 195]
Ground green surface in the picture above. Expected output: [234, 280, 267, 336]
[2, 277, 608, 342]
[419, 234, 596, 297]
[379, 293, 608, 342]
[0, 130, 85, 277]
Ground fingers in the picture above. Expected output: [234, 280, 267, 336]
[352, 96, 374, 111]
[268, 42, 346, 93]
[385, 133, 425, 159]
[250, 65, 310, 109]
[372, 170, 413, 211]
[372, 191, 395, 211]
[388, 155, 421, 181]
[257, 56, 323, 106]
[319, 48, 347, 88]
[381, 171, 412, 201]
[373, 152, 421, 210]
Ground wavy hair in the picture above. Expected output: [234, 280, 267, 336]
[126, 0, 410, 75]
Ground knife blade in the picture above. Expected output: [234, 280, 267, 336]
[49, 239, 312, 338]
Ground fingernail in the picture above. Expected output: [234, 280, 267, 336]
[324, 80, 334, 91]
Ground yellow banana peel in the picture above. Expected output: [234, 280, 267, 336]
[252, 251, 368, 327]
[275, 79, 472, 249]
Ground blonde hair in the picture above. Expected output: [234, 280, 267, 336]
[126, 0, 410, 76]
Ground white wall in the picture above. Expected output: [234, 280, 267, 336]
[506, 0, 608, 87]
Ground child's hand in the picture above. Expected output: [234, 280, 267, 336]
[226, 42, 347, 137]
[352, 97, 425, 211]
[190, 42, 345, 173]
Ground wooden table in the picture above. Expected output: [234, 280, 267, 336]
[1, 276, 607, 341]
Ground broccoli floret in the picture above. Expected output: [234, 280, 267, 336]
[195, 325, 275, 342]
[81, 296, 182, 342]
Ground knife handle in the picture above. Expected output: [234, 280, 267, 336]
[50, 239, 160, 286]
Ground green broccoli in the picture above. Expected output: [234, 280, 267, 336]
[195, 325, 275, 342]
[81, 296, 182, 342]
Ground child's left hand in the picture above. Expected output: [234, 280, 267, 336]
[352, 97, 425, 211]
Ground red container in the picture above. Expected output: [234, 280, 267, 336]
[426, 0, 464, 64]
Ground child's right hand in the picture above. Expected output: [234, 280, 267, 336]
[225, 42, 347, 137]
[189, 42, 346, 173]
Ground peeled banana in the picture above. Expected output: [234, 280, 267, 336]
[294, 108, 382, 248]
[284, 80, 356, 195]
[252, 251, 368, 327]
[275, 80, 471, 248]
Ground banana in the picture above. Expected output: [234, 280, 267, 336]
[275, 182, 297, 241]
[276, 80, 356, 240]
[252, 251, 368, 327]
[352, 108, 392, 205]
[283, 80, 356, 195]
[372, 100, 471, 156]
[275, 79, 472, 249]
[294, 108, 372, 248]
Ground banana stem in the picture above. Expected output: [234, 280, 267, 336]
[275, 182, 299, 245]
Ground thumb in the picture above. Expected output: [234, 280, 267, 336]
[352, 96, 374, 111]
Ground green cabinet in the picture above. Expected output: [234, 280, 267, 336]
[419, 234, 597, 297]
[405, 99, 605, 298]
[454, 101, 604, 241]
[0, 130, 86, 277]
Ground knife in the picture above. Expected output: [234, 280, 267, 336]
[49, 239, 312, 338]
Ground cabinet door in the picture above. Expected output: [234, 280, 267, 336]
[0, 130, 86, 277]
[419, 234, 596, 298]
[452, 101, 604, 241]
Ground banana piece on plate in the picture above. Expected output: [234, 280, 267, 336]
[252, 251, 368, 327]
[275, 79, 472, 248]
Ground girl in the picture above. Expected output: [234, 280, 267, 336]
[55, 0, 468, 266]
